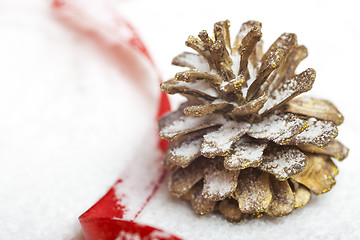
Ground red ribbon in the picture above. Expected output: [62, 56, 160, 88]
[52, 1, 179, 239]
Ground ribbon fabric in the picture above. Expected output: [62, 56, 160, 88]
[52, 1, 179, 239]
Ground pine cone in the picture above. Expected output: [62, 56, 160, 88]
[158, 20, 349, 222]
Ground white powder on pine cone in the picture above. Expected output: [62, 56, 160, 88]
[248, 114, 306, 144]
[225, 137, 267, 169]
[260, 74, 303, 114]
[290, 117, 338, 147]
[160, 114, 226, 140]
[259, 147, 307, 180]
[201, 121, 251, 156]
[237, 172, 271, 213]
[202, 166, 238, 200]
[169, 138, 203, 159]
[204, 171, 233, 197]
[295, 118, 325, 139]
[241, 190, 267, 212]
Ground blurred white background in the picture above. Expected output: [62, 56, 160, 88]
[0, 0, 359, 239]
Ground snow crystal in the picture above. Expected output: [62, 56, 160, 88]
[201, 121, 251, 157]
[259, 146, 307, 180]
[170, 138, 202, 159]
[239, 187, 270, 213]
[248, 114, 306, 144]
[159, 114, 226, 141]
[259, 76, 298, 114]
[202, 163, 239, 201]
[114, 146, 164, 220]
[224, 137, 267, 170]
[236, 179, 271, 212]
[296, 118, 326, 139]
[289, 118, 338, 147]
[148, 230, 174, 239]
[158, 102, 190, 129]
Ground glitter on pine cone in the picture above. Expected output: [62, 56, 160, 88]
[158, 20, 349, 222]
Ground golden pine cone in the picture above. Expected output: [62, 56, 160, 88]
[158, 20, 349, 222]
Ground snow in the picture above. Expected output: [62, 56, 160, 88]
[248, 114, 306, 144]
[238, 187, 270, 213]
[224, 137, 267, 170]
[202, 162, 239, 201]
[203, 169, 236, 199]
[259, 146, 307, 180]
[169, 138, 203, 160]
[1, 0, 360, 239]
[159, 114, 225, 141]
[115, 231, 142, 240]
[167, 133, 203, 167]
[290, 117, 338, 147]
[241, 61, 258, 96]
[0, 2, 158, 239]
[114, 143, 164, 221]
[260, 78, 297, 113]
[201, 121, 251, 156]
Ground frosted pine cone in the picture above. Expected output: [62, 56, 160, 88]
[158, 20, 349, 222]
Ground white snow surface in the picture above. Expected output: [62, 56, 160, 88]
[1, 0, 360, 240]
[0, 2, 159, 240]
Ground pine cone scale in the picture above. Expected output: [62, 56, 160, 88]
[234, 168, 272, 213]
[291, 154, 338, 195]
[247, 113, 308, 145]
[201, 120, 251, 158]
[291, 180, 311, 208]
[259, 145, 307, 181]
[223, 137, 267, 170]
[265, 177, 295, 217]
[202, 160, 239, 201]
[297, 140, 349, 161]
[283, 97, 344, 125]
[190, 182, 216, 215]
